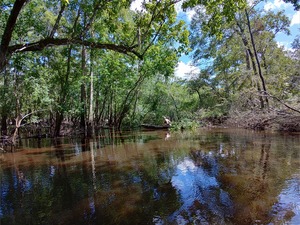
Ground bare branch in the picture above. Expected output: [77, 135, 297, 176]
[266, 93, 300, 114]
[49, 3, 66, 38]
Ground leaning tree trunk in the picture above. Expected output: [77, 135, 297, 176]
[0, 0, 28, 72]
[11, 111, 41, 147]
[11, 115, 22, 146]
[245, 9, 269, 108]
[0, 0, 28, 135]
[247, 47, 265, 109]
[115, 73, 145, 129]
[235, 18, 265, 109]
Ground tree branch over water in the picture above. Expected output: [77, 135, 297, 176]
[265, 93, 300, 114]
[8, 38, 143, 59]
[0, 0, 185, 72]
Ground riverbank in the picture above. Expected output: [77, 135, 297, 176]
[221, 110, 300, 132]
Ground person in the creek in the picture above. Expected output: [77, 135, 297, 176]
[163, 116, 171, 126]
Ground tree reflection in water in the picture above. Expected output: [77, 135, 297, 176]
[0, 129, 300, 225]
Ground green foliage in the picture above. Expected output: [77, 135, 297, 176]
[182, 0, 246, 38]
[170, 118, 199, 131]
[140, 78, 199, 126]
[187, 1, 298, 115]
[0, 0, 298, 136]
[61, 0, 69, 6]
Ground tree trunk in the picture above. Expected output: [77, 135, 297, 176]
[131, 92, 139, 126]
[247, 47, 265, 109]
[94, 89, 100, 124]
[1, 115, 8, 136]
[245, 50, 251, 70]
[169, 93, 179, 120]
[54, 111, 64, 137]
[1, 67, 9, 135]
[88, 49, 94, 136]
[89, 64, 94, 124]
[11, 111, 39, 147]
[108, 89, 113, 126]
[14, 70, 21, 132]
[245, 9, 269, 108]
[96, 90, 108, 125]
[81, 45, 87, 135]
[11, 115, 21, 146]
[235, 18, 265, 109]
[0, 0, 28, 72]
[115, 74, 145, 129]
[53, 45, 72, 136]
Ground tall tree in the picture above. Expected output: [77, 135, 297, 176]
[188, 2, 293, 112]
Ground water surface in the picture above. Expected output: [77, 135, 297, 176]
[0, 128, 299, 225]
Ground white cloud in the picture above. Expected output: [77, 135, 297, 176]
[247, 0, 257, 7]
[264, 0, 290, 11]
[175, 1, 197, 21]
[264, 2, 274, 10]
[130, 0, 144, 11]
[186, 10, 196, 21]
[291, 11, 300, 26]
[175, 61, 200, 79]
[175, 1, 183, 14]
[131, 0, 196, 22]
[276, 41, 292, 51]
[131, 0, 187, 15]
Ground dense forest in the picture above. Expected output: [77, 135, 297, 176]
[1, 0, 300, 146]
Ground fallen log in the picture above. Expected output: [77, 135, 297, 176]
[141, 124, 170, 130]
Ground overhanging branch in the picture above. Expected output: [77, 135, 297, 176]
[265, 93, 300, 114]
[8, 38, 143, 59]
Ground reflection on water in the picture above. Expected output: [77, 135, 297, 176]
[0, 129, 300, 225]
[271, 174, 300, 224]
[170, 157, 233, 224]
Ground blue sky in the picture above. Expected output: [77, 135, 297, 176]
[130, 0, 300, 79]
[264, 0, 300, 47]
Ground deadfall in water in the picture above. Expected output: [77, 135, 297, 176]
[0, 128, 299, 225]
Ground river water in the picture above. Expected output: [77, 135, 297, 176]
[0, 128, 299, 225]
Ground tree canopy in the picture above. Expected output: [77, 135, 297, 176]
[0, 0, 189, 71]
